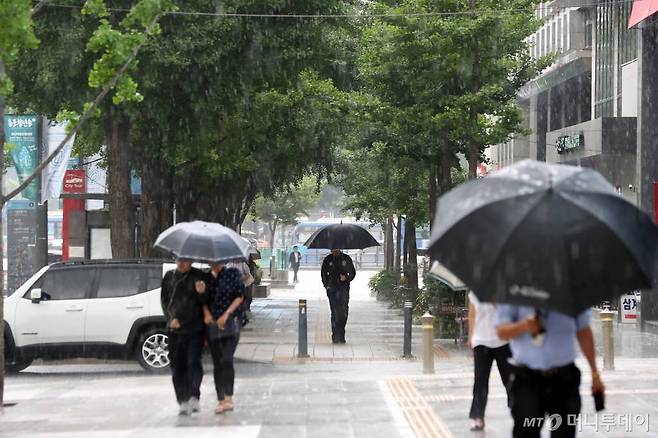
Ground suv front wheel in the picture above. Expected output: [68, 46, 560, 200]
[136, 328, 170, 373]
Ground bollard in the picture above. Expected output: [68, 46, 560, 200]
[600, 308, 615, 371]
[298, 299, 310, 358]
[421, 312, 435, 374]
[403, 301, 413, 358]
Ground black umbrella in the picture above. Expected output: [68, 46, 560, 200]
[154, 221, 250, 263]
[304, 223, 380, 250]
[429, 159, 658, 316]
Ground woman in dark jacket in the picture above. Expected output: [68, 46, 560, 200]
[203, 262, 244, 414]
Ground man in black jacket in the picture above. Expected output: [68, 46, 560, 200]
[289, 246, 302, 283]
[161, 259, 208, 415]
[321, 249, 356, 344]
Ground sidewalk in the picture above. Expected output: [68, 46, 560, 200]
[237, 270, 427, 363]
[4, 271, 658, 437]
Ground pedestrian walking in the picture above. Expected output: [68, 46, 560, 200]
[160, 259, 208, 416]
[226, 260, 255, 311]
[289, 246, 302, 283]
[495, 306, 605, 438]
[321, 249, 356, 344]
[467, 292, 511, 432]
[203, 262, 245, 415]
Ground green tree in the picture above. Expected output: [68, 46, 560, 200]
[253, 177, 320, 249]
[351, 0, 544, 227]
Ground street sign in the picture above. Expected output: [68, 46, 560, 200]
[620, 293, 639, 323]
[6, 200, 38, 293]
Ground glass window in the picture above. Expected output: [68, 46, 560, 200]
[96, 267, 146, 298]
[31, 268, 94, 301]
[146, 267, 163, 291]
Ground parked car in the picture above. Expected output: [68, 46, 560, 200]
[3, 259, 172, 373]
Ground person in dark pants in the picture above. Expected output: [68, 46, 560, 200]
[496, 306, 605, 438]
[289, 246, 302, 283]
[202, 262, 245, 415]
[161, 259, 208, 416]
[467, 292, 511, 431]
[321, 249, 356, 344]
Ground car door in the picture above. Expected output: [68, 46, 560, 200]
[84, 265, 150, 345]
[14, 267, 95, 346]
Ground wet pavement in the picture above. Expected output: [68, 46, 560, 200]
[4, 269, 658, 437]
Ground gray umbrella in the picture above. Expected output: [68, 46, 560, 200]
[429, 159, 658, 316]
[154, 221, 250, 263]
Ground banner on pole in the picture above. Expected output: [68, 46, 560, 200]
[41, 121, 75, 203]
[3, 115, 41, 202]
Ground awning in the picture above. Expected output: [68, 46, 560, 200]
[629, 0, 658, 28]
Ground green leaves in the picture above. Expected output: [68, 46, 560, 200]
[82, 0, 174, 105]
[0, 0, 39, 97]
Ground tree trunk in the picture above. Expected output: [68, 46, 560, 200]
[429, 163, 438, 232]
[106, 115, 135, 258]
[395, 215, 402, 272]
[467, 0, 481, 181]
[268, 221, 278, 250]
[467, 144, 479, 180]
[404, 219, 418, 290]
[402, 217, 408, 268]
[384, 217, 394, 270]
[0, 61, 5, 407]
[139, 153, 173, 258]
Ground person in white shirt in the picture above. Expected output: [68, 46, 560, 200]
[467, 291, 511, 431]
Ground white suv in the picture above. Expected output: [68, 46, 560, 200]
[3, 260, 172, 373]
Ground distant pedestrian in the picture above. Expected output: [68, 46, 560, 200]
[321, 249, 356, 344]
[203, 262, 245, 415]
[467, 292, 511, 431]
[161, 259, 208, 416]
[496, 306, 605, 438]
[289, 246, 302, 283]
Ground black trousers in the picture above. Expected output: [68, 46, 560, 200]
[244, 285, 253, 310]
[209, 334, 240, 400]
[469, 344, 512, 419]
[327, 287, 349, 342]
[509, 363, 582, 438]
[292, 265, 300, 282]
[168, 330, 204, 404]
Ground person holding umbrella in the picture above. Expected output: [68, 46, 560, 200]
[203, 262, 245, 415]
[154, 220, 252, 416]
[426, 162, 658, 437]
[304, 223, 380, 343]
[321, 249, 356, 344]
[495, 306, 604, 437]
[160, 258, 208, 416]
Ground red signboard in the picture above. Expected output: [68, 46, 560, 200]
[63, 169, 86, 261]
[63, 169, 86, 194]
[629, 0, 658, 28]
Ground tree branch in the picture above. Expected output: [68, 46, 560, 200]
[31, 0, 50, 16]
[2, 14, 161, 204]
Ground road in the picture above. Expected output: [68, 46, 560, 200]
[3, 269, 658, 437]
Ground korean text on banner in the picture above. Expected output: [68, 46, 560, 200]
[3, 115, 40, 202]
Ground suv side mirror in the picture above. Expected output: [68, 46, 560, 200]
[30, 288, 42, 303]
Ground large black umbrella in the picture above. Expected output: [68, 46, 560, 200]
[304, 223, 380, 250]
[154, 221, 250, 263]
[429, 160, 658, 316]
